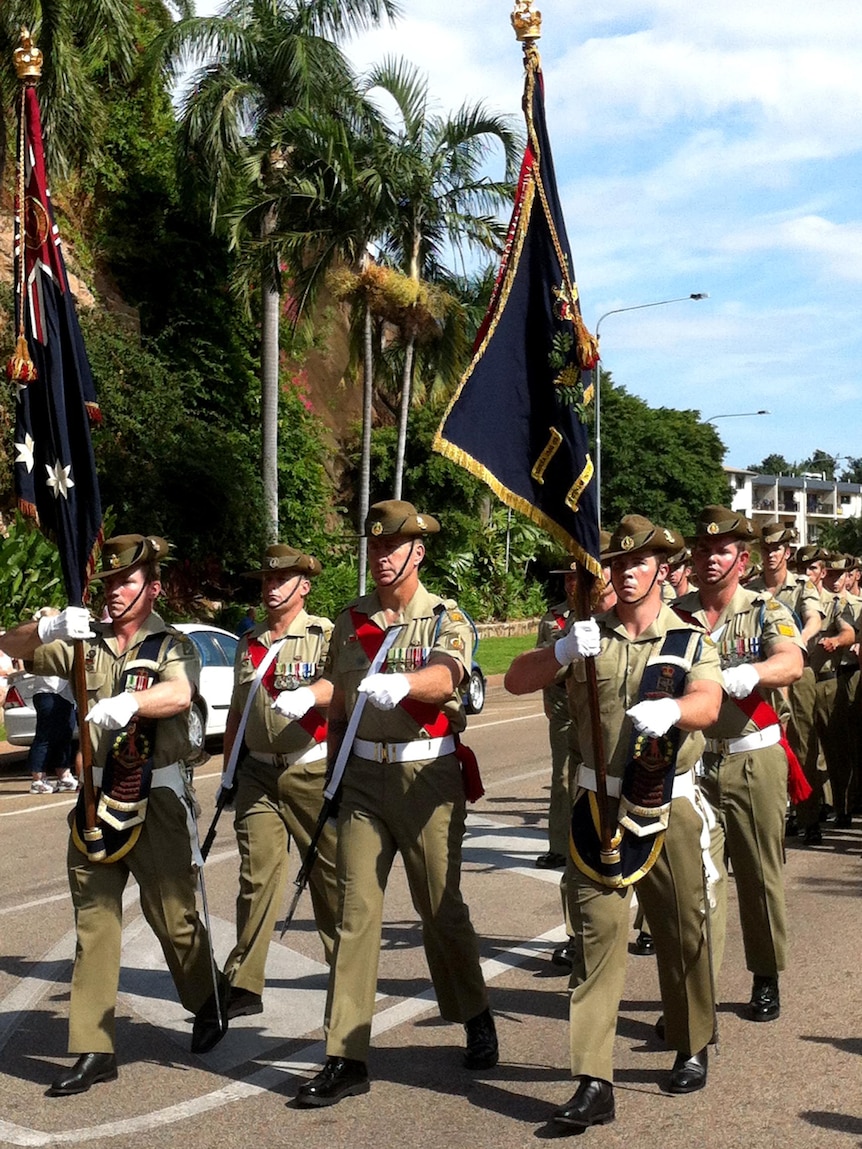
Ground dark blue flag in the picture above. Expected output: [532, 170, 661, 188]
[433, 44, 600, 577]
[7, 81, 103, 605]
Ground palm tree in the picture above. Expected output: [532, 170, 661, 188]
[153, 0, 398, 541]
[364, 57, 521, 498]
[1, 0, 182, 180]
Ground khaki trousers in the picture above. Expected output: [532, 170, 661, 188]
[66, 788, 213, 1054]
[547, 716, 580, 857]
[324, 752, 488, 1061]
[702, 743, 788, 975]
[223, 752, 338, 994]
[817, 669, 859, 818]
[788, 667, 822, 829]
[567, 794, 725, 1082]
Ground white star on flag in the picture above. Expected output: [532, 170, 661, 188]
[46, 459, 74, 499]
[14, 433, 35, 473]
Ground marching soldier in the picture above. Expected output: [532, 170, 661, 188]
[534, 560, 582, 870]
[746, 524, 825, 844]
[811, 554, 858, 830]
[220, 545, 338, 1019]
[0, 534, 227, 1095]
[679, 507, 804, 1024]
[296, 501, 495, 1108]
[506, 515, 726, 1128]
[661, 532, 691, 602]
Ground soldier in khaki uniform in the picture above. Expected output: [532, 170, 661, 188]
[296, 501, 495, 1109]
[746, 524, 825, 844]
[811, 554, 858, 830]
[506, 515, 726, 1129]
[534, 561, 582, 869]
[0, 534, 225, 1096]
[680, 507, 804, 1024]
[220, 545, 337, 1020]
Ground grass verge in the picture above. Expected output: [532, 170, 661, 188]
[474, 633, 536, 676]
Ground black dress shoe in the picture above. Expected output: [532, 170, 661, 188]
[464, 1007, 499, 1069]
[534, 851, 567, 869]
[833, 813, 852, 829]
[48, 1052, 118, 1096]
[191, 978, 229, 1053]
[667, 1047, 707, 1093]
[633, 930, 656, 955]
[553, 1077, 615, 1128]
[785, 812, 799, 837]
[803, 824, 822, 846]
[749, 975, 780, 1022]
[551, 938, 576, 968]
[295, 1057, 369, 1108]
[227, 986, 263, 1019]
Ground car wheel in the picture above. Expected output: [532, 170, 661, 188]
[465, 668, 486, 715]
[188, 700, 206, 755]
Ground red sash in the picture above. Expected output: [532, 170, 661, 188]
[247, 637, 326, 744]
[671, 606, 812, 805]
[733, 693, 812, 805]
[349, 608, 483, 801]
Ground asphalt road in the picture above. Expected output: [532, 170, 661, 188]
[0, 683, 859, 1149]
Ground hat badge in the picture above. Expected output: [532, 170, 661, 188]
[621, 536, 634, 551]
[663, 529, 674, 543]
[371, 521, 383, 536]
[109, 553, 121, 569]
[415, 515, 426, 531]
[268, 557, 280, 568]
[706, 521, 719, 535]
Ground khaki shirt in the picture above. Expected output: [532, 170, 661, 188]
[676, 586, 805, 740]
[536, 601, 572, 718]
[326, 582, 471, 741]
[231, 611, 332, 755]
[566, 602, 723, 779]
[810, 591, 857, 676]
[32, 612, 199, 768]
[746, 574, 822, 626]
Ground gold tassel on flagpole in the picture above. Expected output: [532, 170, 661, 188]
[6, 29, 43, 386]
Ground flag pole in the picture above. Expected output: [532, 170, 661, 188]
[510, 2, 616, 865]
[11, 30, 105, 859]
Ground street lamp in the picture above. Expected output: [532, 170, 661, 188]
[594, 293, 708, 526]
[705, 410, 770, 423]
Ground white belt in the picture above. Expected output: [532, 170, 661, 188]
[704, 724, 781, 757]
[91, 761, 185, 791]
[251, 744, 327, 768]
[353, 735, 456, 763]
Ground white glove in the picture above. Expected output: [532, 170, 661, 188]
[722, 663, 760, 699]
[626, 697, 681, 738]
[86, 692, 140, 730]
[554, 619, 601, 665]
[37, 606, 93, 643]
[272, 685, 315, 720]
[357, 672, 410, 710]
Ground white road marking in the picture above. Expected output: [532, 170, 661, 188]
[0, 816, 569, 1145]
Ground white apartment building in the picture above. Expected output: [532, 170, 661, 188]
[726, 467, 862, 546]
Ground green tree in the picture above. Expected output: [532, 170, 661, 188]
[155, 0, 398, 540]
[598, 374, 730, 531]
[748, 453, 794, 476]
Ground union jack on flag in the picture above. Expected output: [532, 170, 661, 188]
[8, 83, 103, 604]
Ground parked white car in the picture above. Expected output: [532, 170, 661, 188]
[3, 622, 239, 755]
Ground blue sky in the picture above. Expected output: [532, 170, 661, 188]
[196, 0, 862, 473]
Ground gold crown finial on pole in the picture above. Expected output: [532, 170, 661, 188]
[14, 28, 43, 83]
[511, 0, 542, 42]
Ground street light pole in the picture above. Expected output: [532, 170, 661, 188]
[594, 293, 708, 526]
[704, 410, 770, 423]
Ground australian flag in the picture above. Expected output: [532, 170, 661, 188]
[433, 50, 601, 577]
[8, 84, 103, 605]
